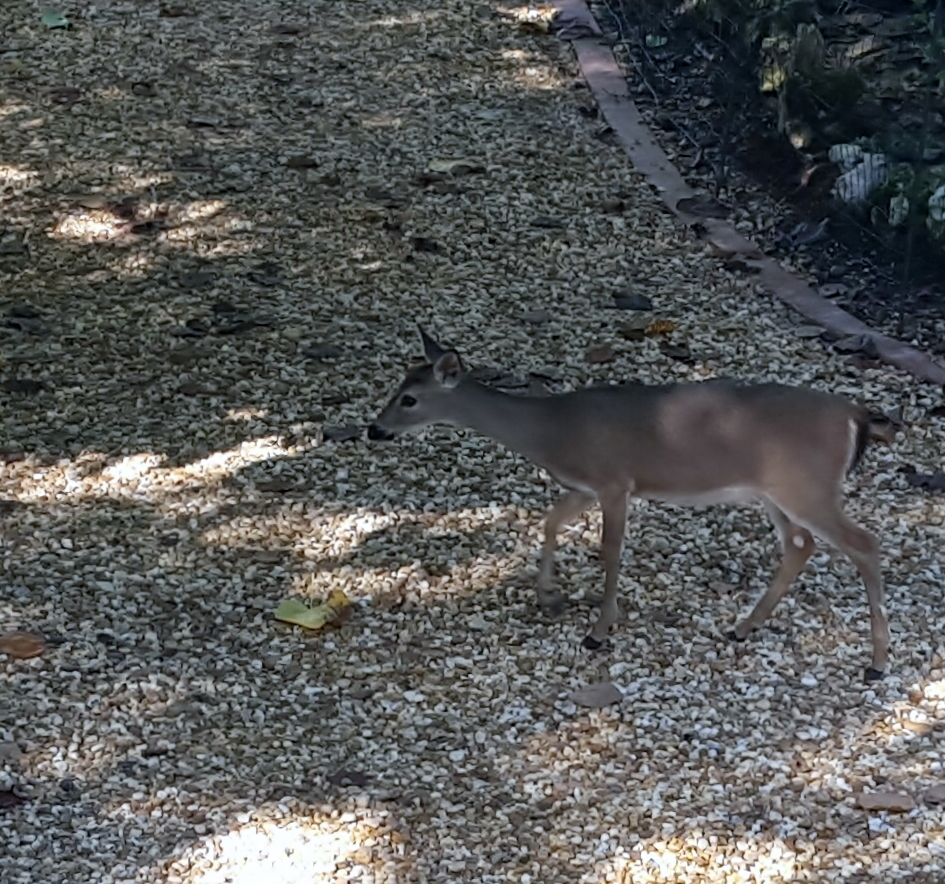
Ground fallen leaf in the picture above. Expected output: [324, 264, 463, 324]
[274, 591, 351, 631]
[40, 7, 69, 28]
[159, 2, 194, 15]
[676, 195, 730, 219]
[327, 769, 371, 787]
[0, 742, 22, 764]
[586, 343, 615, 364]
[428, 158, 484, 176]
[518, 18, 550, 34]
[819, 283, 850, 298]
[618, 326, 646, 342]
[845, 353, 881, 370]
[48, 86, 81, 104]
[285, 155, 320, 169]
[645, 319, 677, 337]
[247, 262, 283, 286]
[901, 719, 934, 734]
[0, 789, 27, 809]
[253, 550, 285, 564]
[131, 81, 158, 97]
[612, 291, 653, 311]
[530, 215, 568, 229]
[855, 791, 916, 812]
[903, 470, 945, 492]
[321, 393, 350, 406]
[569, 682, 623, 708]
[795, 324, 826, 338]
[659, 341, 696, 364]
[256, 479, 297, 493]
[1, 379, 45, 395]
[323, 425, 363, 443]
[274, 598, 331, 630]
[411, 236, 441, 253]
[787, 218, 829, 245]
[924, 784, 945, 805]
[723, 258, 762, 275]
[594, 126, 619, 144]
[0, 632, 46, 659]
[178, 269, 215, 289]
[76, 195, 108, 209]
[302, 344, 343, 360]
[833, 334, 879, 358]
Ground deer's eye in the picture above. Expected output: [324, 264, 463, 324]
[400, 394, 418, 408]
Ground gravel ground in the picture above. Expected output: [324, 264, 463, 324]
[2, 2, 945, 883]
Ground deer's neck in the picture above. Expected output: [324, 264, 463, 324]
[450, 381, 553, 461]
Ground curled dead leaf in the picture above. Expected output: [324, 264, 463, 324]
[645, 319, 677, 337]
[0, 631, 46, 659]
[903, 469, 945, 493]
[855, 790, 916, 812]
[569, 682, 623, 708]
[586, 343, 615, 364]
[323, 425, 363, 443]
[0, 789, 28, 809]
[924, 784, 945, 805]
[428, 158, 485, 176]
[676, 195, 730, 219]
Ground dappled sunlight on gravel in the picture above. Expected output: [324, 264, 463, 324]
[3, 0, 945, 881]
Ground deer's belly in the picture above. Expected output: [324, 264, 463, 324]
[638, 486, 760, 507]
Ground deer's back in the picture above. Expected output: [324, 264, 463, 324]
[537, 380, 861, 499]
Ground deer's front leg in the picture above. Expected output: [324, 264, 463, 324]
[583, 490, 629, 649]
[537, 490, 595, 614]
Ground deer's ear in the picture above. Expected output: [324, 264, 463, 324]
[418, 325, 448, 364]
[432, 351, 464, 388]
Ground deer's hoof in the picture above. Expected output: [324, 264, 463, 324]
[865, 667, 885, 683]
[582, 635, 611, 652]
[726, 629, 748, 643]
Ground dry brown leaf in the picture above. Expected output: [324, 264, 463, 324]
[569, 682, 623, 708]
[586, 343, 615, 364]
[0, 789, 27, 809]
[924, 784, 945, 805]
[855, 790, 916, 812]
[0, 632, 46, 660]
[645, 319, 677, 337]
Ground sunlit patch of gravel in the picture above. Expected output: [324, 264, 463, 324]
[2, 1, 945, 883]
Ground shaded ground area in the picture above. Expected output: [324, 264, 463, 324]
[2, 2, 945, 883]
[595, 0, 945, 352]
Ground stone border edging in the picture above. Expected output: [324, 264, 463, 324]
[550, 0, 945, 387]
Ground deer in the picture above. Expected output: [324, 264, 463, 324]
[367, 327, 896, 681]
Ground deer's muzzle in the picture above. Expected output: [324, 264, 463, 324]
[367, 423, 395, 441]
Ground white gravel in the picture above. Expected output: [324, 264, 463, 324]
[2, 1, 945, 883]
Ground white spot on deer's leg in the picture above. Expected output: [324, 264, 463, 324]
[792, 534, 806, 549]
[847, 417, 859, 470]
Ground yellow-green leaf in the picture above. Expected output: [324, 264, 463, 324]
[273, 598, 332, 630]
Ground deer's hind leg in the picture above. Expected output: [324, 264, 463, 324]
[735, 491, 888, 682]
[730, 499, 815, 641]
[792, 505, 887, 681]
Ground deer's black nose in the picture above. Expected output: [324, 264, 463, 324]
[367, 423, 395, 441]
